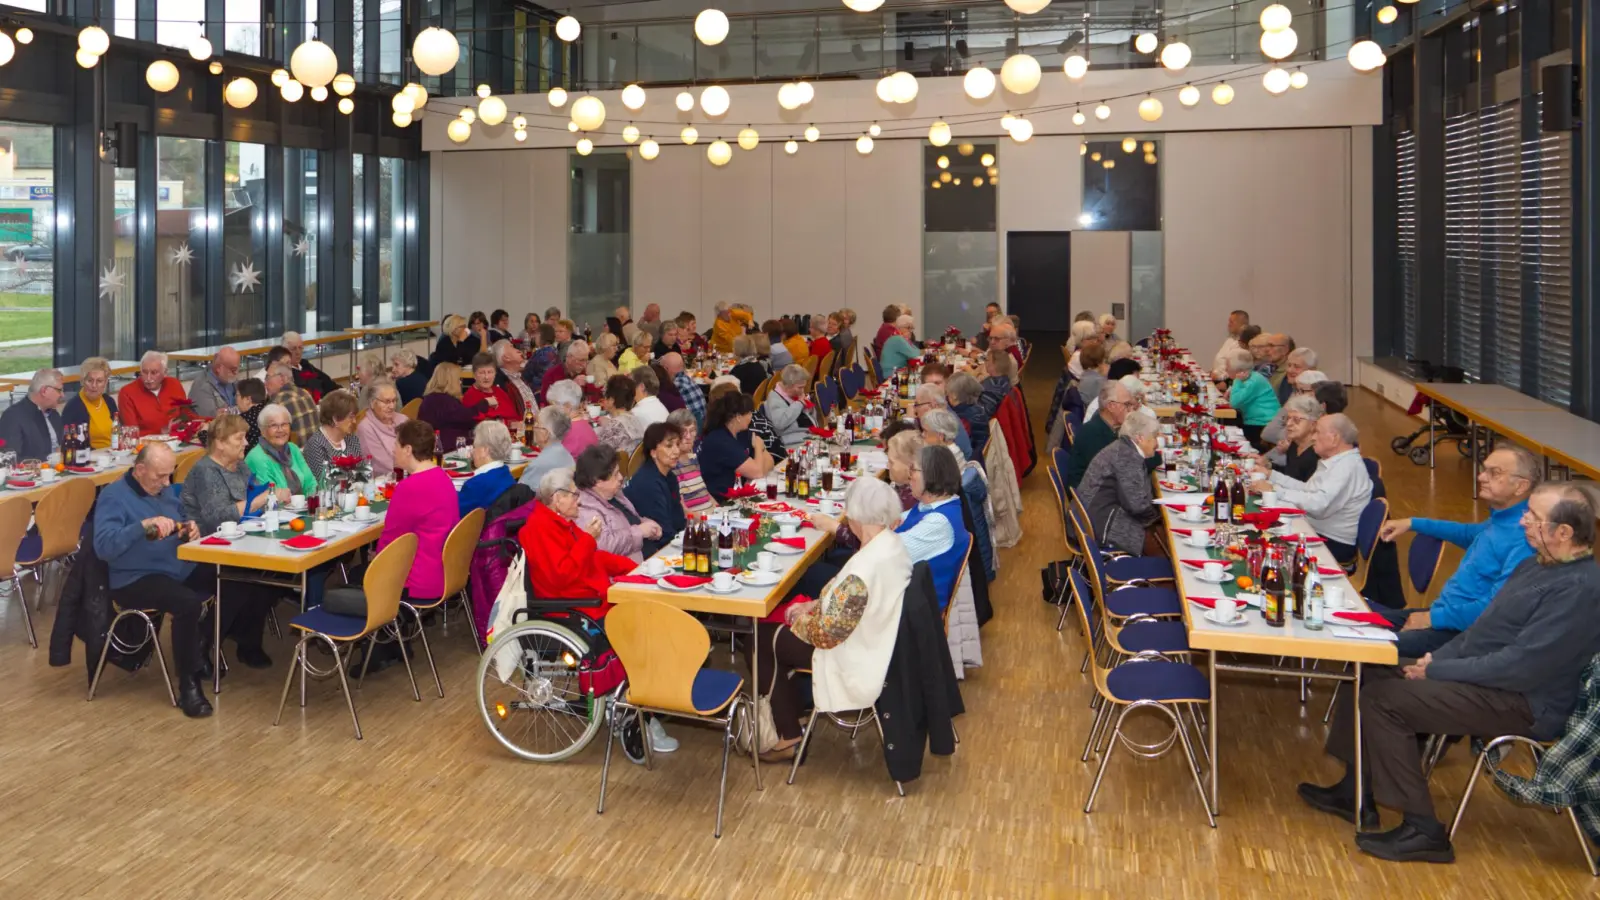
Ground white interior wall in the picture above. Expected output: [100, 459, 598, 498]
[1070, 231, 1132, 316]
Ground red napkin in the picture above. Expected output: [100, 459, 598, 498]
[722, 485, 760, 499]
[1236, 511, 1282, 531]
[808, 427, 835, 438]
[662, 574, 711, 589]
[281, 535, 327, 549]
[6, 480, 37, 488]
[857, 388, 880, 398]
[613, 574, 657, 585]
[1213, 441, 1242, 454]
[1188, 596, 1219, 609]
[1333, 611, 1389, 627]
[199, 537, 233, 546]
[758, 501, 798, 513]
[1169, 527, 1205, 536]
[1181, 558, 1230, 569]
[66, 465, 96, 474]
[1316, 565, 1345, 577]
[771, 536, 806, 550]
[449, 469, 472, 478]
[761, 594, 810, 624]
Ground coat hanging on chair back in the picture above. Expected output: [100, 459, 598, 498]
[877, 563, 964, 784]
[469, 497, 540, 645]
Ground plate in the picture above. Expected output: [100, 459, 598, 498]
[1204, 610, 1249, 627]
[209, 531, 243, 542]
[765, 541, 805, 556]
[1192, 570, 1233, 584]
[239, 520, 267, 533]
[282, 542, 325, 553]
[706, 582, 742, 595]
[655, 578, 704, 592]
[738, 570, 781, 586]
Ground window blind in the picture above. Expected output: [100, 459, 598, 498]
[1526, 94, 1575, 409]
[1443, 107, 1484, 379]
[1395, 129, 1419, 361]
[1481, 101, 1521, 390]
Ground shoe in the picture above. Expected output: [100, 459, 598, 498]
[193, 651, 215, 683]
[347, 644, 401, 680]
[1355, 821, 1456, 864]
[759, 743, 799, 764]
[1297, 781, 1379, 829]
[647, 717, 679, 753]
[237, 646, 273, 669]
[617, 710, 647, 765]
[177, 678, 214, 719]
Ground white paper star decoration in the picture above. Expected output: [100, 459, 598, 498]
[229, 259, 261, 293]
[291, 236, 311, 258]
[97, 262, 126, 303]
[168, 242, 195, 267]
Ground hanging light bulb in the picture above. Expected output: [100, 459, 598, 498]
[208, 61, 223, 75]
[1348, 39, 1387, 71]
[1138, 96, 1164, 121]
[332, 73, 356, 96]
[707, 139, 732, 166]
[1134, 32, 1158, 54]
[640, 139, 660, 160]
[15, 28, 33, 44]
[576, 138, 594, 156]
[403, 82, 429, 110]
[571, 95, 606, 130]
[338, 97, 353, 114]
[1000, 113, 1016, 131]
[1160, 41, 1192, 70]
[842, 0, 884, 10]
[555, 15, 581, 42]
[622, 124, 640, 143]
[784, 139, 798, 155]
[681, 125, 699, 145]
[78, 25, 109, 56]
[1121, 137, 1137, 154]
[1072, 109, 1086, 126]
[1094, 103, 1111, 120]
[447, 120, 471, 143]
[804, 125, 820, 142]
[856, 135, 874, 154]
[795, 81, 814, 105]
[514, 129, 528, 142]
[694, 9, 729, 46]
[1290, 68, 1309, 89]
[963, 66, 996, 100]
[928, 121, 951, 147]
[476, 84, 491, 99]
[480, 96, 508, 126]
[1179, 84, 1200, 107]
[224, 77, 258, 109]
[875, 75, 896, 104]
[1263, 67, 1291, 94]
[889, 70, 918, 103]
[1260, 27, 1298, 60]
[1259, 4, 1293, 32]
[310, 85, 329, 102]
[189, 34, 214, 63]
[1063, 54, 1089, 80]
[778, 82, 802, 110]
[146, 60, 181, 93]
[567, 121, 578, 132]
[1008, 117, 1033, 142]
[675, 91, 694, 112]
[936, 156, 949, 169]
[737, 127, 759, 150]
[980, 152, 994, 166]
[412, 27, 461, 77]
[1079, 143, 1087, 156]
[280, 79, 304, 102]
[1000, 53, 1042, 94]
[621, 84, 646, 110]
[460, 108, 476, 124]
[869, 123, 881, 137]
[549, 86, 569, 108]
[1377, 5, 1398, 24]
[700, 85, 730, 116]
[1212, 82, 1235, 105]
[392, 92, 415, 114]
[271, 68, 289, 87]
[393, 111, 412, 127]
[289, 38, 336, 86]
[1004, 0, 1050, 13]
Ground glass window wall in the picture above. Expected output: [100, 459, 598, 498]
[0, 122, 54, 376]
[225, 141, 268, 342]
[568, 150, 629, 332]
[284, 148, 320, 334]
[156, 137, 209, 349]
[352, 153, 366, 326]
[922, 141, 997, 338]
[378, 157, 405, 322]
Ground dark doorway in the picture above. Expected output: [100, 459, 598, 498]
[1006, 231, 1071, 350]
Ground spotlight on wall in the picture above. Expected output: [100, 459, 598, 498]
[904, 40, 914, 61]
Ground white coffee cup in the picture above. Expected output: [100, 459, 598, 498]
[1184, 505, 1202, 520]
[354, 505, 374, 522]
[644, 557, 668, 577]
[712, 571, 736, 591]
[756, 550, 775, 571]
[219, 521, 243, 537]
[1261, 490, 1279, 507]
[39, 468, 58, 483]
[1161, 423, 1175, 435]
[290, 494, 307, 509]
[1184, 530, 1209, 548]
[340, 493, 357, 513]
[1202, 561, 1225, 580]
[587, 404, 602, 419]
[312, 520, 331, 538]
[779, 522, 800, 539]
[1323, 583, 1348, 609]
[1215, 597, 1241, 621]
[510, 446, 525, 460]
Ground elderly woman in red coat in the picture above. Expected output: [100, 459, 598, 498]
[519, 466, 637, 620]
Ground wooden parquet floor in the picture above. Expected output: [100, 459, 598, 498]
[0, 374, 1592, 899]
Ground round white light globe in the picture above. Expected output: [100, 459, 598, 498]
[700, 85, 730, 116]
[447, 119, 471, 143]
[78, 25, 109, 55]
[843, 0, 884, 10]
[785, 140, 798, 155]
[795, 81, 814, 104]
[695, 9, 729, 46]
[280, 79, 304, 102]
[1000, 53, 1042, 94]
[1063, 54, 1089, 80]
[675, 91, 694, 112]
[869, 123, 881, 137]
[404, 82, 429, 110]
[622, 124, 640, 144]
[640, 139, 660, 160]
[332, 73, 356, 96]
[14, 27, 32, 45]
[1138, 96, 1164, 121]
[1263, 67, 1291, 93]
[514, 129, 527, 142]
[1260, 26, 1297, 60]
[209, 61, 223, 74]
[290, 39, 337, 87]
[1004, 0, 1050, 13]
[1072, 110, 1086, 125]
[1260, 4, 1293, 32]
[778, 82, 801, 110]
[310, 85, 328, 102]
[479, 96, 508, 126]
[856, 135, 873, 154]
[549, 86, 569, 108]
[76, 48, 100, 68]
[412, 27, 461, 77]
[189, 35, 213, 61]
[393, 111, 413, 127]
[1160, 41, 1192, 70]
[146, 60, 180, 93]
[963, 66, 996, 100]
[555, 16, 581, 42]
[890, 70, 918, 103]
[1094, 103, 1111, 120]
[271, 69, 289, 86]
[737, 127, 759, 150]
[1348, 39, 1386, 72]
[577, 138, 593, 156]
[1212, 82, 1235, 105]
[707, 140, 732, 166]
[928, 121, 951, 147]
[567, 121, 577, 132]
[338, 97, 353, 114]
[224, 77, 258, 109]
[681, 125, 699, 145]
[1008, 118, 1034, 142]
[875, 75, 896, 104]
[1134, 32, 1158, 54]
[571, 95, 606, 131]
[804, 125, 820, 142]
[1290, 69, 1309, 89]
[1377, 5, 1398, 24]
[621, 84, 646, 111]
[1178, 84, 1200, 106]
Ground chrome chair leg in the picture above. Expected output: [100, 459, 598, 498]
[597, 698, 617, 815]
[1085, 705, 1133, 812]
[13, 574, 36, 648]
[321, 635, 363, 740]
[402, 603, 445, 699]
[86, 609, 126, 702]
[265, 607, 282, 641]
[143, 613, 178, 707]
[274, 636, 307, 725]
[457, 589, 480, 649]
[392, 620, 421, 702]
[715, 704, 738, 838]
[1323, 680, 1342, 724]
[1447, 738, 1497, 839]
[1185, 705, 1212, 771]
[1081, 700, 1112, 763]
[1056, 598, 1073, 632]
[1171, 705, 1218, 826]
[788, 709, 821, 786]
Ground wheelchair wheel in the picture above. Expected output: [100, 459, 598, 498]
[1409, 446, 1431, 466]
[476, 620, 605, 762]
[1389, 435, 1412, 455]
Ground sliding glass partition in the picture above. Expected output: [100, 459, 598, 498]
[568, 149, 629, 331]
[155, 136, 209, 350]
[0, 122, 53, 375]
[922, 142, 997, 338]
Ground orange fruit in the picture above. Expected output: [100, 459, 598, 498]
[54, 462, 66, 472]
[1235, 575, 1254, 590]
[356, 495, 369, 507]
[289, 518, 306, 532]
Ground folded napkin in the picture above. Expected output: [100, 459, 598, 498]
[6, 480, 38, 488]
[1213, 441, 1243, 454]
[1262, 506, 1308, 516]
[280, 535, 327, 549]
[722, 485, 761, 499]
[771, 536, 806, 549]
[65, 465, 96, 474]
[1169, 527, 1208, 537]
[1189, 594, 1261, 610]
[1332, 611, 1390, 627]
[662, 574, 711, 589]
[1181, 558, 1231, 570]
[856, 388, 880, 398]
[761, 594, 810, 624]
[1316, 565, 1344, 577]
[199, 536, 233, 546]
[808, 427, 835, 438]
[449, 469, 473, 479]
[614, 574, 657, 585]
[758, 501, 798, 513]
[1236, 511, 1282, 531]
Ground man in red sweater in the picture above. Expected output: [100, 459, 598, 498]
[538, 339, 590, 405]
[118, 350, 188, 434]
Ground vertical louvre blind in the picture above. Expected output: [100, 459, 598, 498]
[1395, 130, 1419, 360]
[1482, 101, 1521, 390]
[1443, 108, 1484, 379]
[1526, 94, 1575, 409]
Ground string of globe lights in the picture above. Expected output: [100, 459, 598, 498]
[431, 4, 1386, 165]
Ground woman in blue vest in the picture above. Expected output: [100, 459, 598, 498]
[896, 444, 970, 611]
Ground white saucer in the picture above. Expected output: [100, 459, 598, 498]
[1178, 514, 1209, 524]
[738, 570, 781, 586]
[655, 578, 699, 592]
[766, 541, 805, 555]
[211, 531, 243, 542]
[239, 520, 268, 533]
[706, 582, 741, 594]
[1191, 569, 1233, 584]
[1204, 610, 1249, 627]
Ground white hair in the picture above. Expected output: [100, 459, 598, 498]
[547, 379, 583, 409]
[1117, 374, 1146, 399]
[536, 405, 571, 440]
[473, 420, 513, 462]
[28, 368, 63, 397]
[360, 377, 397, 409]
[915, 383, 948, 407]
[565, 340, 590, 361]
[843, 476, 904, 529]
[491, 339, 515, 365]
[1096, 314, 1116, 328]
[258, 402, 290, 427]
[266, 363, 294, 384]
[780, 364, 809, 389]
[921, 407, 961, 442]
[1296, 369, 1329, 389]
[282, 331, 303, 345]
[1289, 347, 1319, 368]
[712, 374, 741, 391]
[391, 349, 417, 370]
[714, 301, 729, 314]
[1284, 394, 1322, 420]
[1118, 408, 1161, 440]
[536, 467, 576, 503]
[1065, 320, 1097, 352]
[1225, 348, 1255, 375]
[894, 314, 914, 329]
[1322, 412, 1359, 445]
[140, 350, 167, 369]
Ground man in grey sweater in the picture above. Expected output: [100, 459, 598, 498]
[1298, 482, 1600, 863]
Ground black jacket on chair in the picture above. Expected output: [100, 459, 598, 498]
[877, 562, 964, 784]
[49, 518, 142, 683]
[957, 493, 993, 627]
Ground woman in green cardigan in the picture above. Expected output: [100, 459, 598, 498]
[245, 402, 319, 497]
[1222, 348, 1282, 452]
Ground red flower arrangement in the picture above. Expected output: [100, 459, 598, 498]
[943, 325, 962, 338]
[329, 453, 372, 483]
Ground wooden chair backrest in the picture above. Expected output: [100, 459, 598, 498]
[439, 508, 487, 598]
[943, 535, 975, 634]
[172, 449, 204, 484]
[359, 533, 418, 635]
[814, 351, 835, 383]
[606, 598, 711, 713]
[28, 478, 96, 564]
[0, 494, 32, 578]
[400, 398, 423, 421]
[625, 443, 646, 478]
[752, 373, 777, 407]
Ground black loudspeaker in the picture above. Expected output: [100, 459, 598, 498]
[114, 121, 139, 168]
[1541, 64, 1579, 132]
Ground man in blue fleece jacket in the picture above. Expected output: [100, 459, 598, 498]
[1376, 446, 1538, 657]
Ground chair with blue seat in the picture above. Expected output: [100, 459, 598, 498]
[1404, 532, 1446, 603]
[1066, 487, 1175, 584]
[1362, 456, 1382, 482]
[1069, 568, 1191, 666]
[14, 478, 96, 622]
[396, 508, 487, 697]
[1345, 497, 1390, 591]
[1073, 581, 1214, 826]
[0, 494, 35, 647]
[274, 533, 420, 740]
[598, 598, 748, 838]
[839, 365, 865, 402]
[1070, 514, 1183, 622]
[814, 378, 840, 419]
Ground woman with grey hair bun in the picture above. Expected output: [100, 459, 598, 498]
[517, 406, 577, 490]
[945, 372, 989, 459]
[920, 407, 967, 467]
[458, 420, 517, 517]
[1262, 369, 1329, 447]
[1078, 409, 1165, 555]
[1266, 393, 1324, 482]
[749, 476, 914, 762]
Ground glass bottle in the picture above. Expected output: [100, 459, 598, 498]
[1261, 549, 1286, 627]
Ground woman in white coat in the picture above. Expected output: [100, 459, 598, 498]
[751, 477, 911, 763]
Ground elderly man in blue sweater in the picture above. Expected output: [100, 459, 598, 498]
[1376, 445, 1539, 657]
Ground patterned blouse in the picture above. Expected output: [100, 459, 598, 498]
[673, 453, 716, 513]
[593, 411, 645, 455]
[791, 573, 869, 650]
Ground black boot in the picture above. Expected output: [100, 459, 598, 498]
[177, 677, 214, 719]
[1297, 776, 1379, 829]
[236, 645, 273, 669]
[1355, 816, 1455, 863]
